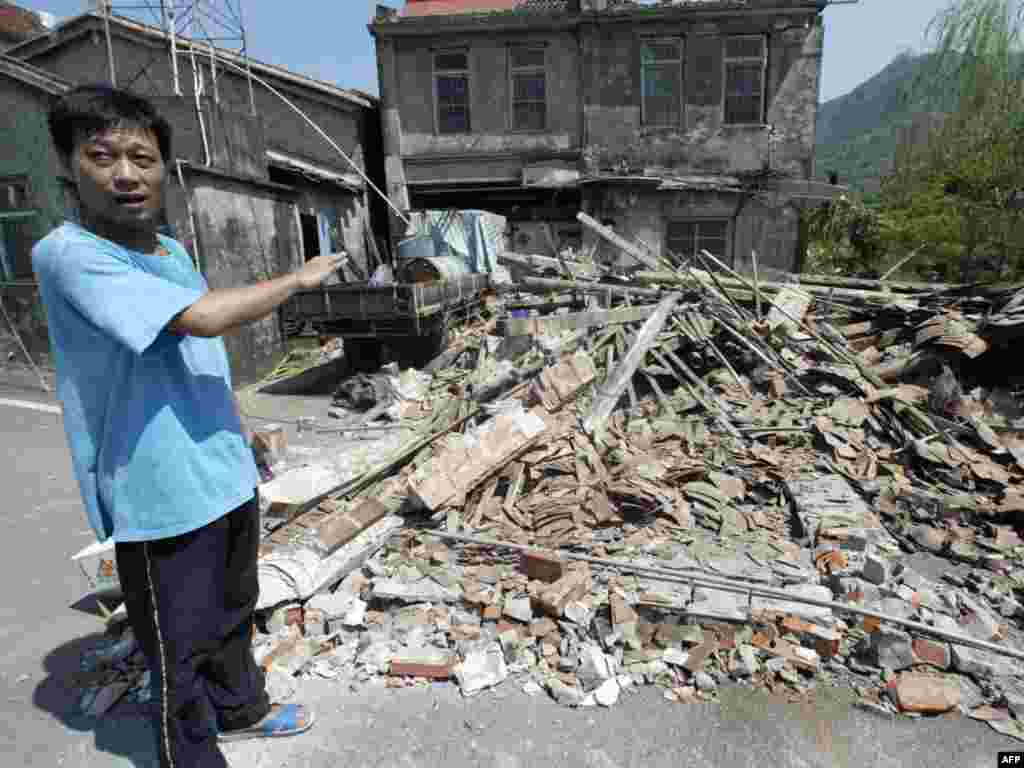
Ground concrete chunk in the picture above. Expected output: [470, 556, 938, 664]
[454, 643, 508, 696]
[861, 554, 889, 585]
[259, 464, 341, 521]
[372, 578, 463, 604]
[751, 584, 833, 621]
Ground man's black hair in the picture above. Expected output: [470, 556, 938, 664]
[48, 84, 172, 163]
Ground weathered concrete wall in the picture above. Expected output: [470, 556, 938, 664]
[0, 78, 66, 277]
[392, 30, 581, 159]
[582, 16, 821, 178]
[189, 174, 300, 384]
[734, 198, 800, 273]
[580, 187, 800, 273]
[26, 28, 374, 187]
[766, 21, 824, 180]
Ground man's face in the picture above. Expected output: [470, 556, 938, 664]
[71, 124, 166, 232]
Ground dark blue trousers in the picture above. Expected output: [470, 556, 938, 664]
[115, 494, 272, 768]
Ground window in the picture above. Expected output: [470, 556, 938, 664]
[724, 35, 766, 125]
[509, 45, 546, 131]
[641, 38, 683, 126]
[666, 220, 729, 264]
[434, 50, 471, 134]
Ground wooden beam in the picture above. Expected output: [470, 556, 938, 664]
[500, 250, 602, 279]
[583, 293, 681, 438]
[521, 276, 665, 300]
[496, 304, 658, 336]
[576, 211, 661, 270]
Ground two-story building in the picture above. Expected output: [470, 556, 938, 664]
[3, 9, 389, 381]
[371, 0, 841, 273]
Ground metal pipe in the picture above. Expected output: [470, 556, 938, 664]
[417, 529, 1024, 664]
[165, 3, 181, 96]
[101, 0, 117, 86]
[189, 47, 410, 226]
[175, 160, 203, 272]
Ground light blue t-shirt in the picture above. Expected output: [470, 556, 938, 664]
[33, 222, 259, 543]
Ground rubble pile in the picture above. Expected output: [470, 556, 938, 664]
[80, 222, 1024, 738]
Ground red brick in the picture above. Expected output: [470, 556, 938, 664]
[482, 605, 501, 621]
[815, 634, 841, 659]
[389, 660, 454, 679]
[912, 638, 951, 669]
[495, 620, 521, 637]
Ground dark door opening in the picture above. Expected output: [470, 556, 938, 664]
[299, 213, 320, 262]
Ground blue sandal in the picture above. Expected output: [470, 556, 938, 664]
[218, 703, 315, 742]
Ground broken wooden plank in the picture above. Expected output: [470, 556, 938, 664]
[583, 293, 681, 438]
[497, 304, 657, 337]
[500, 251, 602, 280]
[577, 212, 661, 270]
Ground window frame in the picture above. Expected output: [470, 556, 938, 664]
[433, 48, 472, 136]
[640, 36, 684, 128]
[722, 34, 767, 126]
[508, 43, 548, 133]
[665, 219, 731, 265]
[0, 176, 32, 214]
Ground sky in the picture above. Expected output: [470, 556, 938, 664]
[17, 1, 952, 103]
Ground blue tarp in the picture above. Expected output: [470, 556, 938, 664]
[402, 210, 506, 275]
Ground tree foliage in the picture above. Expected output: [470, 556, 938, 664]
[877, 0, 1024, 281]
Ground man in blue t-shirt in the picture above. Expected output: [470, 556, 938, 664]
[34, 85, 343, 768]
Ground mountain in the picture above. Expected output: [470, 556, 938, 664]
[814, 52, 956, 195]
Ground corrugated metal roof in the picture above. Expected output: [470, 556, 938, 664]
[402, 0, 519, 17]
[6, 13, 375, 110]
[401, 0, 573, 17]
[265, 149, 364, 191]
[0, 52, 68, 95]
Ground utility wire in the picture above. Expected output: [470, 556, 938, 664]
[171, 40, 410, 227]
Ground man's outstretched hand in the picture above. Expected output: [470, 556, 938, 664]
[295, 253, 348, 290]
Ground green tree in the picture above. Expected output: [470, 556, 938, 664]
[881, 0, 1024, 280]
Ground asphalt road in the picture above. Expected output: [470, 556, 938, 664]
[0, 378, 1020, 768]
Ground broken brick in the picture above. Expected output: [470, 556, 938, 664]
[912, 638, 951, 669]
[537, 567, 591, 618]
[684, 639, 719, 674]
[522, 551, 565, 584]
[495, 620, 522, 637]
[701, 623, 735, 650]
[893, 673, 960, 714]
[610, 593, 638, 626]
[752, 633, 819, 673]
[529, 618, 559, 638]
[389, 660, 454, 680]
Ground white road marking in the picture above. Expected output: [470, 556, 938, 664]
[0, 397, 62, 415]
